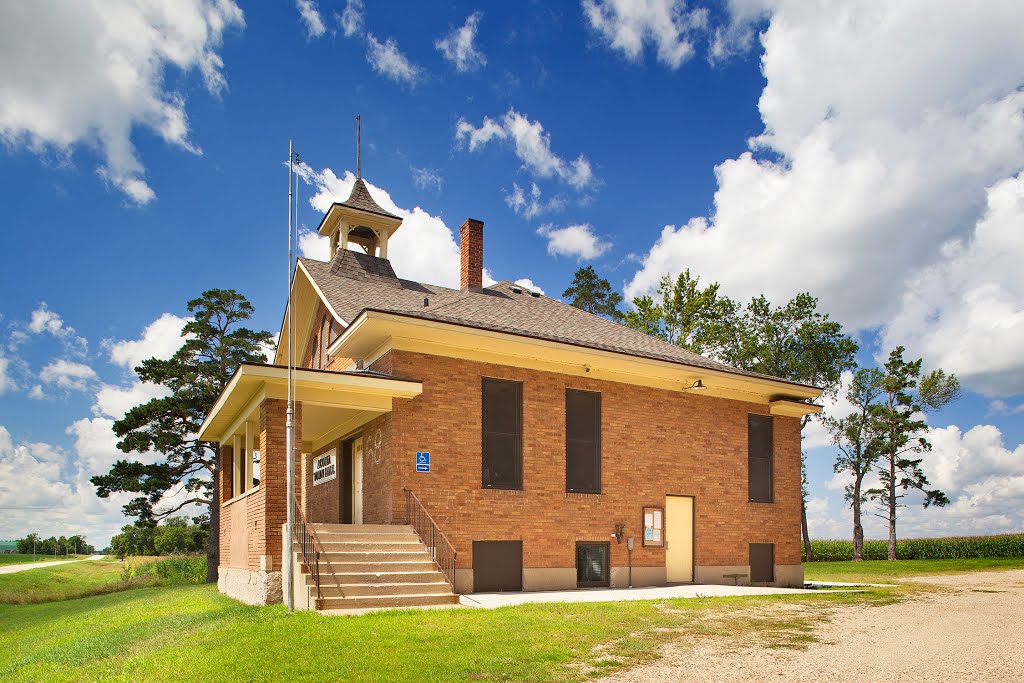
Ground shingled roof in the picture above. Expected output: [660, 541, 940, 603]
[299, 250, 816, 389]
[335, 177, 401, 220]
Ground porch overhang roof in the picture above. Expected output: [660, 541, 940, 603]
[198, 363, 422, 443]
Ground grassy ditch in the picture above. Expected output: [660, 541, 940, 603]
[0, 554, 80, 566]
[0, 556, 206, 605]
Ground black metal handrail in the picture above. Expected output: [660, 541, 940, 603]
[404, 489, 458, 592]
[292, 496, 324, 609]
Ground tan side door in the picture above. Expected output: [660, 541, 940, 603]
[665, 495, 694, 582]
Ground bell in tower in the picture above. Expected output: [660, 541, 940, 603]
[314, 116, 404, 260]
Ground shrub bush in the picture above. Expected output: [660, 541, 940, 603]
[808, 534, 1024, 561]
[121, 556, 206, 585]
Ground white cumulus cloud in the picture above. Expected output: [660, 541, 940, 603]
[366, 34, 423, 85]
[504, 182, 565, 219]
[295, 0, 326, 39]
[513, 278, 545, 296]
[435, 12, 486, 73]
[537, 223, 611, 260]
[625, 0, 1024, 397]
[411, 166, 443, 192]
[339, 0, 364, 38]
[0, 0, 244, 204]
[105, 312, 189, 371]
[39, 359, 98, 393]
[582, 0, 708, 69]
[456, 109, 595, 190]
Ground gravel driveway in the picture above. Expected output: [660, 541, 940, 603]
[607, 569, 1024, 682]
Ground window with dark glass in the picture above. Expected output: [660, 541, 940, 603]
[566, 389, 601, 493]
[482, 378, 522, 489]
[576, 542, 610, 587]
[748, 414, 774, 502]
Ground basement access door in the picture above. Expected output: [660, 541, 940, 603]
[472, 541, 523, 592]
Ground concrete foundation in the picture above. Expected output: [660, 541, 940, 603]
[218, 566, 283, 605]
[695, 563, 804, 588]
[611, 565, 665, 588]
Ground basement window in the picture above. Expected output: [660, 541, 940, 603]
[576, 542, 610, 588]
[566, 389, 601, 493]
[481, 377, 522, 490]
[748, 414, 774, 503]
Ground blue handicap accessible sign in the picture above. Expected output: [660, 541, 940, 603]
[415, 451, 431, 472]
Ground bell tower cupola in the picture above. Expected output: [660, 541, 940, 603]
[315, 115, 403, 259]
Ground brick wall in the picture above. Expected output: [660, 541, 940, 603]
[217, 398, 301, 572]
[385, 350, 803, 572]
[361, 413, 392, 523]
[305, 442, 340, 523]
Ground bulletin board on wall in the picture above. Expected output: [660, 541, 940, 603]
[642, 506, 664, 547]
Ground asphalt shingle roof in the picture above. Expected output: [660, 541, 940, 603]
[335, 178, 401, 220]
[300, 250, 812, 388]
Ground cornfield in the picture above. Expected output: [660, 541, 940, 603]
[808, 534, 1024, 561]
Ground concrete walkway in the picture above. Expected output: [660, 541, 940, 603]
[0, 555, 105, 575]
[459, 582, 862, 609]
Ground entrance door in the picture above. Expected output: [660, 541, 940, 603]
[352, 437, 364, 525]
[665, 495, 694, 582]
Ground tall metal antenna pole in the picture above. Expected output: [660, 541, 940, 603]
[356, 114, 361, 179]
[284, 139, 295, 613]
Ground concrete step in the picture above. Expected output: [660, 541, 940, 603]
[299, 540, 426, 553]
[317, 582, 454, 598]
[314, 560, 437, 573]
[311, 551, 432, 563]
[310, 524, 414, 533]
[317, 593, 460, 611]
[320, 570, 447, 584]
[313, 533, 420, 543]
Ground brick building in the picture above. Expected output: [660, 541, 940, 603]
[199, 177, 822, 610]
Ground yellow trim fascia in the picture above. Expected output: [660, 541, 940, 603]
[769, 399, 823, 418]
[198, 364, 422, 442]
[221, 387, 266, 449]
[318, 203, 402, 237]
[274, 262, 349, 366]
[328, 311, 822, 405]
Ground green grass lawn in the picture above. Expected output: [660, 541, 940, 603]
[804, 557, 1024, 584]
[0, 554, 85, 566]
[3, 557, 1020, 681]
[0, 583, 871, 682]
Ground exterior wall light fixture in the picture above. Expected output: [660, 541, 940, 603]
[685, 379, 706, 391]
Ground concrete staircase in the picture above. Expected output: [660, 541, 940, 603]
[293, 523, 460, 612]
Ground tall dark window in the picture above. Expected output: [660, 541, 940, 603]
[576, 542, 610, 587]
[566, 389, 601, 493]
[748, 414, 774, 502]
[482, 378, 522, 489]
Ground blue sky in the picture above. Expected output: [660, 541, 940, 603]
[1, 0, 1022, 547]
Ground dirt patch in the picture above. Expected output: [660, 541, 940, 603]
[606, 569, 1024, 682]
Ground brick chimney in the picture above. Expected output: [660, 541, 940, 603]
[460, 218, 484, 290]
